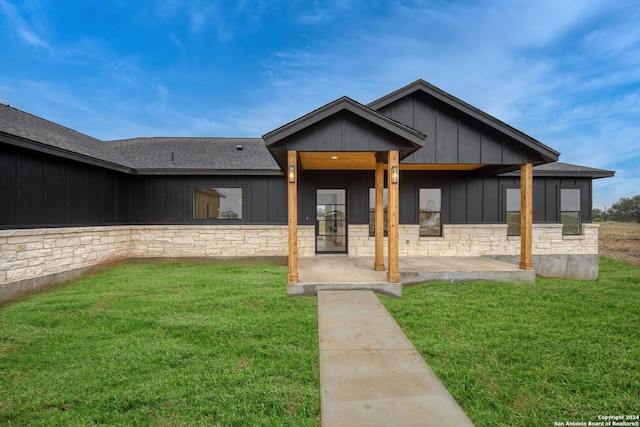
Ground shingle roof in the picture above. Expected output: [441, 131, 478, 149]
[0, 104, 131, 169]
[0, 104, 280, 174]
[107, 137, 281, 174]
[500, 162, 615, 179]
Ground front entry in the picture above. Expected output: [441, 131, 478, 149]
[316, 189, 347, 253]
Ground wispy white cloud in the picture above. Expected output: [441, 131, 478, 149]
[0, 0, 49, 48]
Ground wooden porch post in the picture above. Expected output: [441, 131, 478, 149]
[288, 150, 299, 283]
[374, 161, 385, 271]
[519, 163, 534, 270]
[387, 151, 400, 283]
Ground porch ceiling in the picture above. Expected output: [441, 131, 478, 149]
[299, 151, 485, 171]
[300, 152, 377, 170]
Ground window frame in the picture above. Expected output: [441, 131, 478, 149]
[560, 188, 581, 235]
[419, 188, 442, 237]
[193, 186, 244, 221]
[505, 187, 521, 236]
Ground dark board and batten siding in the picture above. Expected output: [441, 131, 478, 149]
[532, 177, 593, 223]
[297, 170, 593, 227]
[401, 172, 593, 224]
[0, 146, 288, 229]
[278, 111, 416, 153]
[0, 145, 593, 229]
[377, 93, 544, 165]
[129, 175, 287, 225]
[298, 170, 371, 225]
[0, 145, 130, 228]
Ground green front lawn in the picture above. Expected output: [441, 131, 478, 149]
[0, 261, 319, 426]
[1, 258, 638, 426]
[384, 257, 640, 426]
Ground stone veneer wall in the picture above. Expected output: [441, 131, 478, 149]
[129, 225, 289, 258]
[298, 226, 316, 257]
[1, 227, 132, 286]
[1, 222, 599, 302]
[344, 223, 599, 279]
[0, 225, 289, 303]
[346, 223, 598, 257]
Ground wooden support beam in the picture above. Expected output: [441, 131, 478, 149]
[374, 161, 385, 271]
[519, 163, 534, 270]
[288, 150, 299, 283]
[387, 151, 400, 283]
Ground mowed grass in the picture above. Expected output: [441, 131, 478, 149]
[384, 257, 640, 427]
[0, 261, 319, 426]
[2, 258, 639, 426]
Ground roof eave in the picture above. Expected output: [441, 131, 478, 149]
[500, 168, 616, 179]
[131, 168, 284, 176]
[1, 131, 134, 174]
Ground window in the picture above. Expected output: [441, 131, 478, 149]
[506, 188, 521, 236]
[561, 188, 581, 235]
[419, 189, 442, 236]
[194, 188, 242, 219]
[368, 188, 388, 236]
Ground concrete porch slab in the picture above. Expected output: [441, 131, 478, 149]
[399, 256, 536, 286]
[288, 256, 535, 297]
[289, 256, 403, 298]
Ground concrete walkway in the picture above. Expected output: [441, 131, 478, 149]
[318, 290, 474, 427]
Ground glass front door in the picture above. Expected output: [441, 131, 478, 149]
[316, 189, 347, 253]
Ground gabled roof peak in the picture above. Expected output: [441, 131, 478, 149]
[368, 79, 560, 162]
[262, 95, 425, 147]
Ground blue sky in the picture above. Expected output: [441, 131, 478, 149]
[1, 0, 638, 209]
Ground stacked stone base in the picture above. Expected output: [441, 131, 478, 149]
[1, 223, 600, 304]
[347, 223, 599, 280]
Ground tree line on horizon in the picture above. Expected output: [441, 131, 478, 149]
[593, 195, 640, 223]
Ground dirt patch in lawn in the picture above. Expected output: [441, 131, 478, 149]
[598, 222, 640, 268]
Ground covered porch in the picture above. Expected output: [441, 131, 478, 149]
[262, 92, 552, 295]
[287, 256, 536, 298]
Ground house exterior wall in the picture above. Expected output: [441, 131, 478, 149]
[129, 175, 287, 225]
[0, 153, 600, 303]
[0, 146, 289, 230]
[0, 145, 130, 228]
[299, 171, 594, 227]
[345, 223, 598, 257]
[1, 146, 594, 232]
[0, 148, 601, 302]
